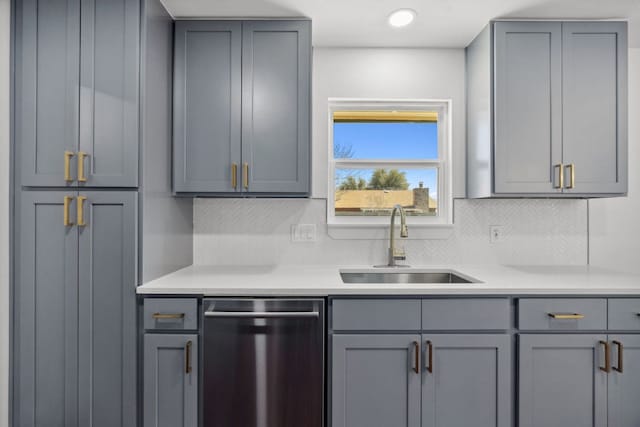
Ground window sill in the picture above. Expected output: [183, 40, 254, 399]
[327, 223, 454, 240]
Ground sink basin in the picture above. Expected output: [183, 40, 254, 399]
[340, 270, 477, 284]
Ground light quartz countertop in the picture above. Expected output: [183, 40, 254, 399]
[137, 264, 640, 296]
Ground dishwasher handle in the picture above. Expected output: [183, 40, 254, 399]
[205, 310, 319, 319]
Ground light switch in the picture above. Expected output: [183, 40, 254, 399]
[291, 224, 317, 242]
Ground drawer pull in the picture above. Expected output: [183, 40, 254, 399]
[425, 340, 433, 373]
[185, 340, 193, 374]
[152, 313, 185, 320]
[613, 341, 623, 373]
[548, 313, 584, 320]
[600, 340, 611, 373]
[411, 341, 420, 374]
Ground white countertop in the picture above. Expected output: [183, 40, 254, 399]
[137, 264, 640, 296]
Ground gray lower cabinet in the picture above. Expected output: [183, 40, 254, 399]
[421, 334, 511, 427]
[608, 335, 640, 427]
[15, 0, 139, 188]
[173, 20, 310, 195]
[331, 334, 421, 427]
[144, 334, 198, 427]
[16, 191, 79, 426]
[77, 192, 138, 427]
[519, 334, 608, 427]
[15, 190, 137, 427]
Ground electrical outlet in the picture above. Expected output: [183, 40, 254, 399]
[490, 225, 504, 243]
[291, 224, 317, 242]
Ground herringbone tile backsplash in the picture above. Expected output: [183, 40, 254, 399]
[193, 198, 588, 266]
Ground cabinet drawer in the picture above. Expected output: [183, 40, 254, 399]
[609, 299, 640, 330]
[422, 299, 510, 330]
[144, 298, 198, 330]
[332, 299, 421, 331]
[518, 298, 606, 330]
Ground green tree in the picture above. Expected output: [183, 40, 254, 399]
[339, 176, 367, 190]
[367, 169, 409, 190]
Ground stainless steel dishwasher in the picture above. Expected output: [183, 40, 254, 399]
[203, 298, 325, 427]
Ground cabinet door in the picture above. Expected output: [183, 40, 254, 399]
[16, 0, 80, 187]
[562, 22, 627, 194]
[78, 192, 137, 427]
[173, 21, 242, 193]
[331, 334, 421, 427]
[16, 191, 79, 427]
[519, 334, 607, 427]
[242, 20, 311, 194]
[421, 335, 511, 427]
[493, 22, 562, 194]
[79, 0, 140, 187]
[144, 334, 198, 427]
[608, 335, 640, 427]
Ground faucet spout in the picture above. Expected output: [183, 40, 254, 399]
[387, 205, 409, 267]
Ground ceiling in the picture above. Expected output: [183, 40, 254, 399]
[160, 0, 640, 48]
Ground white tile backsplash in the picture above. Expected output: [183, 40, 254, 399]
[194, 198, 588, 266]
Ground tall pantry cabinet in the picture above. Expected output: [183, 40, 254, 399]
[11, 0, 192, 426]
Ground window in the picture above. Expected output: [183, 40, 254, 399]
[328, 99, 452, 227]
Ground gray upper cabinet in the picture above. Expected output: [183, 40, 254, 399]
[467, 20, 627, 198]
[241, 21, 311, 194]
[332, 334, 421, 427]
[173, 21, 242, 193]
[144, 334, 198, 427]
[16, 0, 139, 188]
[519, 334, 608, 427]
[493, 22, 562, 194]
[79, 0, 140, 187]
[15, 191, 137, 427]
[16, 0, 80, 187]
[421, 335, 511, 427]
[562, 22, 627, 194]
[173, 20, 311, 195]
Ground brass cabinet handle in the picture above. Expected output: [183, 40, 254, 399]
[548, 313, 585, 320]
[425, 340, 433, 373]
[566, 163, 575, 189]
[554, 163, 564, 189]
[600, 340, 611, 373]
[231, 163, 238, 189]
[613, 340, 623, 373]
[242, 162, 249, 189]
[76, 196, 87, 227]
[185, 340, 193, 374]
[63, 196, 74, 226]
[77, 151, 88, 182]
[64, 151, 75, 182]
[152, 313, 185, 320]
[411, 341, 420, 374]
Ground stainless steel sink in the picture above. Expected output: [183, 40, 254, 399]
[340, 270, 477, 284]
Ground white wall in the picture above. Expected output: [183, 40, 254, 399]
[589, 48, 640, 272]
[311, 48, 466, 198]
[0, 0, 9, 425]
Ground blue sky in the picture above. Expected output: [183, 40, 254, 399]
[334, 122, 439, 193]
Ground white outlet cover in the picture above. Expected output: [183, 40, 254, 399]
[291, 224, 317, 242]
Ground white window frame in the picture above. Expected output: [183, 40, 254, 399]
[327, 98, 453, 227]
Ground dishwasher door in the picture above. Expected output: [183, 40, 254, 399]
[203, 299, 324, 427]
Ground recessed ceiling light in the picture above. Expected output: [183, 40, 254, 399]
[388, 9, 416, 28]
